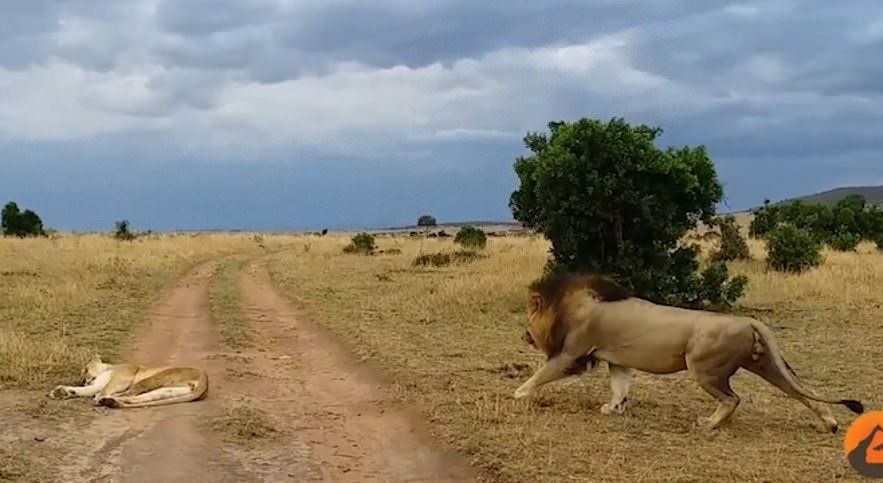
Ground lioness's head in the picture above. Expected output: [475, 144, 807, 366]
[80, 354, 105, 384]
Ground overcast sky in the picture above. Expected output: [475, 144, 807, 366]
[2, 1, 882, 231]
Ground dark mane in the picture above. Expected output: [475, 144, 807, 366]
[528, 271, 631, 307]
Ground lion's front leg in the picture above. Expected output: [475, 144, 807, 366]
[514, 352, 580, 399]
[600, 363, 632, 415]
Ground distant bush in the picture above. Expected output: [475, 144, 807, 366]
[874, 233, 883, 252]
[413, 250, 485, 267]
[343, 232, 375, 254]
[454, 225, 487, 249]
[113, 220, 136, 241]
[417, 215, 437, 228]
[826, 231, 861, 252]
[749, 195, 883, 244]
[2, 201, 46, 238]
[710, 215, 750, 262]
[764, 223, 822, 273]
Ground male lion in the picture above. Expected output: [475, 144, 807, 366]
[514, 272, 864, 433]
[49, 354, 209, 409]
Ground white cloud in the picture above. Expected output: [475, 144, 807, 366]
[1, 25, 690, 158]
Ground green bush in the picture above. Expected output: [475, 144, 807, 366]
[765, 223, 822, 273]
[710, 215, 750, 262]
[827, 231, 861, 252]
[454, 225, 487, 249]
[508, 117, 746, 309]
[343, 232, 375, 254]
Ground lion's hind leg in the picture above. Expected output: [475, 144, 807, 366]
[692, 376, 740, 430]
[741, 358, 839, 433]
[686, 352, 742, 430]
[99, 385, 196, 409]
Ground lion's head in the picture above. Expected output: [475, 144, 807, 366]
[523, 271, 631, 362]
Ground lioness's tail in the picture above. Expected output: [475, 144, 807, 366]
[749, 320, 863, 414]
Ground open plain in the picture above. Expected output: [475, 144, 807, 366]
[2, 224, 881, 482]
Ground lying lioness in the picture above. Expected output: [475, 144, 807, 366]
[49, 354, 209, 408]
[515, 272, 864, 433]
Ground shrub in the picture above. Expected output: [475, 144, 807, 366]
[875, 234, 883, 252]
[710, 215, 750, 262]
[413, 250, 485, 267]
[343, 232, 375, 254]
[509, 117, 746, 309]
[113, 220, 136, 241]
[764, 223, 822, 273]
[454, 225, 487, 249]
[827, 231, 861, 252]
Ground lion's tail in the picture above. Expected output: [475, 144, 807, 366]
[749, 320, 864, 414]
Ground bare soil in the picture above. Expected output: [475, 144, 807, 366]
[4, 256, 477, 482]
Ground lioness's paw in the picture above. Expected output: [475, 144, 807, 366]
[513, 386, 533, 399]
[97, 396, 122, 408]
[49, 386, 73, 399]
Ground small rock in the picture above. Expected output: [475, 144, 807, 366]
[34, 435, 46, 442]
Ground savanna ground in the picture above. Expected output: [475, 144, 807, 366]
[2, 220, 881, 482]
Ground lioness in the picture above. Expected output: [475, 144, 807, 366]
[49, 354, 209, 409]
[514, 272, 865, 433]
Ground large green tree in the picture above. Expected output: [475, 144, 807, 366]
[509, 117, 746, 308]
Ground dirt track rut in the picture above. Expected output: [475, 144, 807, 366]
[45, 255, 477, 482]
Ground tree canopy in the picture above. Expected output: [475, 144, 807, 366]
[509, 117, 746, 309]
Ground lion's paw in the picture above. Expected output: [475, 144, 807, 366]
[696, 416, 718, 430]
[49, 386, 73, 400]
[601, 402, 627, 415]
[513, 386, 533, 400]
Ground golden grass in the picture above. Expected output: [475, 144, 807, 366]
[0, 232, 293, 391]
[209, 257, 252, 349]
[266, 232, 883, 483]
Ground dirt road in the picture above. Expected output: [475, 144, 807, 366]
[40, 256, 478, 482]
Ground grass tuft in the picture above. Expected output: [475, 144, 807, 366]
[212, 402, 279, 443]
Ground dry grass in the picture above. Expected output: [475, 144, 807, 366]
[266, 231, 883, 483]
[0, 232, 292, 391]
[212, 401, 279, 443]
[209, 257, 252, 349]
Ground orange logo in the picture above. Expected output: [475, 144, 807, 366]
[844, 410, 883, 478]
